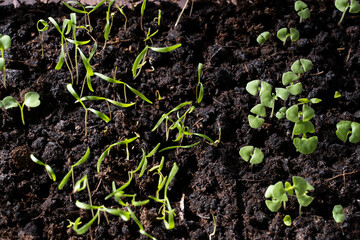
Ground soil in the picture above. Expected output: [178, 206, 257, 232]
[0, 0, 359, 239]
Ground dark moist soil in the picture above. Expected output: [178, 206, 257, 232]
[0, 0, 360, 239]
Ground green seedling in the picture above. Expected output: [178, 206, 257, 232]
[30, 154, 56, 181]
[149, 162, 179, 230]
[239, 146, 264, 166]
[36, 19, 49, 59]
[2, 92, 41, 125]
[336, 121, 360, 143]
[116, 4, 127, 31]
[67, 83, 134, 136]
[277, 28, 299, 45]
[0, 34, 11, 88]
[333, 205, 345, 223]
[256, 31, 270, 45]
[196, 63, 204, 103]
[94, 72, 153, 104]
[103, 0, 115, 50]
[97, 135, 140, 172]
[155, 10, 162, 25]
[140, 0, 147, 31]
[79, 43, 97, 96]
[291, 59, 313, 75]
[335, 0, 360, 25]
[295, 1, 310, 23]
[209, 212, 216, 240]
[282, 59, 312, 95]
[283, 215, 292, 226]
[265, 176, 314, 216]
[70, 200, 130, 235]
[132, 43, 182, 79]
[334, 91, 342, 98]
[144, 28, 159, 45]
[127, 207, 156, 239]
[58, 147, 90, 190]
[276, 107, 287, 120]
[48, 16, 75, 84]
[174, 0, 190, 28]
[63, 0, 106, 32]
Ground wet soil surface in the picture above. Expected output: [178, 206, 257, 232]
[0, 0, 360, 239]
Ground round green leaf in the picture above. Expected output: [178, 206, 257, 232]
[0, 57, 5, 71]
[276, 107, 287, 119]
[298, 8, 310, 19]
[265, 185, 275, 198]
[265, 199, 282, 212]
[283, 215, 292, 226]
[336, 121, 351, 143]
[286, 105, 300, 123]
[349, 122, 360, 143]
[349, 0, 360, 13]
[295, 1, 307, 11]
[291, 59, 312, 74]
[0, 34, 11, 50]
[302, 104, 315, 121]
[332, 205, 345, 223]
[286, 82, 303, 95]
[250, 104, 266, 117]
[24, 92, 41, 108]
[335, 0, 349, 11]
[277, 28, 288, 42]
[293, 121, 315, 135]
[300, 59, 313, 72]
[289, 28, 300, 42]
[293, 136, 318, 154]
[2, 96, 19, 109]
[275, 88, 290, 100]
[250, 147, 264, 165]
[282, 71, 299, 85]
[239, 146, 254, 162]
[256, 31, 270, 45]
[248, 115, 264, 129]
[246, 80, 260, 96]
[297, 194, 314, 207]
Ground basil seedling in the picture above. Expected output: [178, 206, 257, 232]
[335, 0, 360, 25]
[283, 215, 292, 226]
[2, 92, 41, 125]
[295, 1, 310, 23]
[239, 146, 264, 166]
[332, 205, 345, 223]
[336, 121, 360, 143]
[0, 34, 11, 88]
[256, 31, 270, 45]
[277, 28, 299, 45]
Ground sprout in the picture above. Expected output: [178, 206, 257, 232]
[256, 31, 270, 45]
[196, 63, 204, 103]
[239, 146, 264, 166]
[291, 59, 313, 74]
[1, 92, 41, 125]
[332, 205, 345, 223]
[30, 154, 56, 181]
[335, 0, 360, 25]
[277, 28, 299, 45]
[126, 207, 156, 239]
[0, 34, 11, 88]
[103, 0, 115, 50]
[265, 176, 314, 216]
[336, 121, 360, 143]
[295, 1, 310, 23]
[283, 215, 292, 226]
[140, 0, 147, 31]
[115, 4, 127, 31]
[209, 212, 216, 240]
[36, 19, 49, 59]
[334, 91, 342, 98]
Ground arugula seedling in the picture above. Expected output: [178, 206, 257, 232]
[30, 154, 56, 181]
[283, 215, 292, 226]
[132, 44, 182, 79]
[196, 63, 204, 103]
[2, 92, 41, 125]
[256, 31, 270, 45]
[63, 0, 107, 32]
[265, 176, 314, 216]
[295, 1, 310, 23]
[96, 135, 140, 173]
[277, 28, 299, 45]
[335, 0, 360, 25]
[333, 205, 345, 223]
[239, 146, 264, 166]
[37, 19, 49, 59]
[336, 121, 360, 143]
[0, 34, 11, 88]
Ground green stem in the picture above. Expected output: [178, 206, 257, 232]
[86, 179, 94, 217]
[75, 45, 79, 85]
[3, 66, 6, 89]
[20, 105, 25, 125]
[39, 32, 44, 59]
[338, 6, 349, 26]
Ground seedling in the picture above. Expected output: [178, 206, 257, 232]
[239, 146, 264, 166]
[295, 1, 310, 23]
[335, 0, 360, 25]
[174, 0, 190, 28]
[291, 59, 313, 75]
[0, 34, 11, 88]
[30, 154, 56, 181]
[334, 91, 342, 98]
[127, 207, 156, 239]
[256, 31, 270, 45]
[63, 0, 107, 32]
[116, 4, 127, 31]
[79, 43, 97, 96]
[132, 43, 182, 79]
[97, 135, 140, 172]
[336, 121, 360, 143]
[36, 19, 49, 59]
[196, 63, 204, 103]
[67, 83, 134, 136]
[140, 0, 147, 31]
[277, 28, 299, 45]
[103, 0, 115, 50]
[265, 176, 314, 216]
[332, 205, 345, 223]
[70, 200, 130, 235]
[283, 215, 292, 226]
[1, 91, 41, 125]
[209, 212, 216, 240]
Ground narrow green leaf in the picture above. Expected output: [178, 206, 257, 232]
[78, 48, 94, 76]
[149, 43, 182, 53]
[126, 84, 153, 104]
[67, 84, 81, 100]
[132, 46, 149, 78]
[159, 141, 200, 152]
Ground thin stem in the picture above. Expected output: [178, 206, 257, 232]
[3, 66, 6, 89]
[175, 0, 190, 28]
[75, 45, 79, 85]
[85, 108, 88, 136]
[80, 74, 87, 98]
[338, 6, 349, 26]
[20, 105, 25, 125]
[86, 179, 94, 217]
[39, 32, 44, 59]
